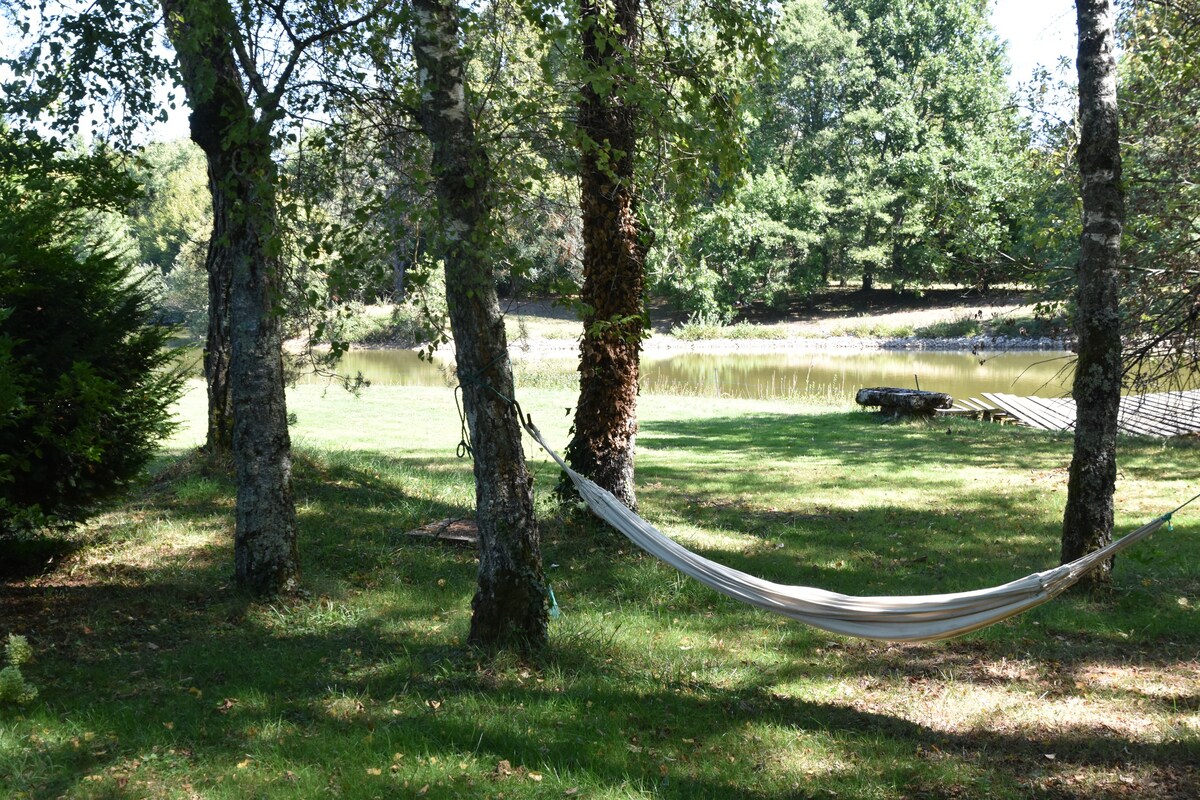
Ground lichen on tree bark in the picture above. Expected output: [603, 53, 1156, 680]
[1061, 0, 1124, 590]
[413, 0, 547, 652]
[162, 0, 300, 596]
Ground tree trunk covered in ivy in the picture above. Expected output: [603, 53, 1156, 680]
[162, 0, 300, 595]
[562, 0, 646, 511]
[1061, 0, 1123, 589]
[412, 0, 547, 653]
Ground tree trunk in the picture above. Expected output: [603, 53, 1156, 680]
[861, 268, 875, 291]
[412, 0, 547, 653]
[854, 387, 952, 416]
[1061, 0, 1124, 590]
[163, 0, 300, 596]
[202, 178, 233, 456]
[889, 205, 905, 282]
[562, 0, 645, 511]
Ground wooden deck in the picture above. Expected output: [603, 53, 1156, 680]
[936, 389, 1200, 437]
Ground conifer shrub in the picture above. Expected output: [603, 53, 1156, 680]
[0, 634, 36, 705]
[0, 131, 184, 536]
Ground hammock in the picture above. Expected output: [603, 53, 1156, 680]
[523, 420, 1174, 642]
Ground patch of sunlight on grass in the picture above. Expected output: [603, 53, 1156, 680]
[7, 378, 1199, 800]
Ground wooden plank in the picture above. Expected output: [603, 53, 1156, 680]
[1020, 397, 1076, 431]
[405, 518, 479, 546]
[959, 389, 1200, 438]
[1118, 398, 1186, 436]
[966, 396, 1017, 424]
[1117, 411, 1170, 437]
[980, 393, 1038, 428]
[1022, 396, 1078, 430]
[984, 393, 1074, 431]
[1144, 392, 1200, 428]
[1118, 391, 1200, 436]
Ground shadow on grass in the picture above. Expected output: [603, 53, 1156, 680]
[0, 537, 85, 580]
[5, 419, 1199, 799]
[14, 590, 1197, 799]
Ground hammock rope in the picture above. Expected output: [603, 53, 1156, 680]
[517, 414, 1193, 643]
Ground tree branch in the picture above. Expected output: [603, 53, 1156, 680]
[262, 0, 392, 117]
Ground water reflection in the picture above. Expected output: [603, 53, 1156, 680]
[314, 347, 1078, 402]
[642, 350, 1076, 401]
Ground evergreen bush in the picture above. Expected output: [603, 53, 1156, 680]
[0, 131, 185, 536]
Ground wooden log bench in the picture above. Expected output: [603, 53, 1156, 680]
[855, 387, 953, 418]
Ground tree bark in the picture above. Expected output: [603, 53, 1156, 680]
[202, 182, 233, 456]
[854, 387, 952, 416]
[162, 0, 300, 595]
[562, 0, 645, 511]
[412, 0, 547, 653]
[1061, 0, 1123, 590]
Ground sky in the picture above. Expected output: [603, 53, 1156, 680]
[989, 0, 1078, 88]
[4, 1, 1080, 144]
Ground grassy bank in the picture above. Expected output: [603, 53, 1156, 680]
[2, 383, 1198, 799]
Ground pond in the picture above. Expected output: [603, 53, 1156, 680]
[311, 346, 1079, 403]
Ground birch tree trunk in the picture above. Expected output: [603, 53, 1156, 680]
[162, 0, 300, 595]
[562, 0, 646, 511]
[1061, 0, 1124, 589]
[412, 0, 548, 652]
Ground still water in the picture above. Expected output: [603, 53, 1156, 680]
[317, 347, 1078, 403]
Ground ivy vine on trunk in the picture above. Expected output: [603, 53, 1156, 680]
[562, 0, 646, 512]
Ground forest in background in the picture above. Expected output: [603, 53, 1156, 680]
[16, 0, 1189, 378]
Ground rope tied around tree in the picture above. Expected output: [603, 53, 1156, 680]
[452, 351, 527, 460]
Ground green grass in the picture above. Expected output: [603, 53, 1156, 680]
[908, 311, 1069, 341]
[913, 317, 984, 338]
[829, 321, 916, 338]
[3, 382, 1199, 798]
[670, 320, 792, 341]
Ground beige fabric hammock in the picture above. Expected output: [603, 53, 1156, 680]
[524, 422, 1170, 642]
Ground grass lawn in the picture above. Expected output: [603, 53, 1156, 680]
[2, 381, 1199, 799]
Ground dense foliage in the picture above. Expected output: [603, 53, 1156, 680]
[1119, 0, 1200, 389]
[650, 0, 1031, 319]
[0, 131, 184, 536]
